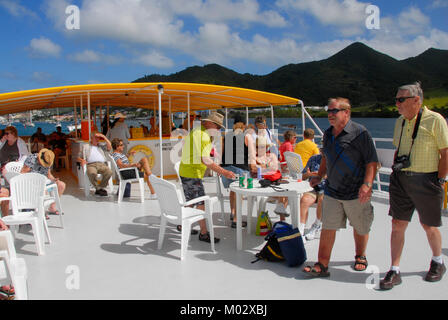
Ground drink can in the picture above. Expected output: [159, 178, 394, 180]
[247, 177, 253, 189]
[239, 175, 245, 188]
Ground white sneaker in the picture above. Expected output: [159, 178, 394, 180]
[305, 221, 322, 240]
[274, 204, 290, 217]
[149, 193, 158, 200]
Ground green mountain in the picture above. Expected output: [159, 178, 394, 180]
[134, 42, 448, 107]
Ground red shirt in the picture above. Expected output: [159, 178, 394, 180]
[279, 141, 294, 163]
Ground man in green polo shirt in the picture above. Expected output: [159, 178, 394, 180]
[179, 111, 236, 243]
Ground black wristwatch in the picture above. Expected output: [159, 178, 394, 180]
[438, 178, 446, 185]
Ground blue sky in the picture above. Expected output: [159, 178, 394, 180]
[0, 0, 447, 93]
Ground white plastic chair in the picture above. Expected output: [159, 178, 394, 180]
[108, 155, 145, 203]
[82, 162, 114, 197]
[173, 161, 186, 202]
[0, 230, 28, 299]
[55, 153, 70, 170]
[174, 161, 223, 224]
[283, 151, 304, 179]
[149, 175, 216, 260]
[44, 180, 64, 229]
[3, 161, 64, 228]
[0, 173, 50, 256]
[3, 161, 23, 183]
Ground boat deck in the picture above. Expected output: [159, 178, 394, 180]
[11, 169, 448, 300]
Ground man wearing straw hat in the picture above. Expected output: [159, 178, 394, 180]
[22, 148, 66, 216]
[179, 111, 236, 243]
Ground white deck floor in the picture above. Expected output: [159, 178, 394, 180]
[12, 170, 448, 300]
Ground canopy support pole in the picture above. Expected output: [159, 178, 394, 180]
[246, 107, 249, 126]
[80, 95, 83, 121]
[225, 108, 228, 130]
[87, 92, 91, 143]
[169, 96, 172, 131]
[187, 92, 190, 132]
[73, 98, 78, 139]
[107, 105, 110, 132]
[270, 105, 274, 130]
[158, 85, 164, 178]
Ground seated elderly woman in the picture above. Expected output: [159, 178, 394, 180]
[255, 136, 289, 221]
[0, 126, 30, 169]
[21, 148, 66, 217]
[110, 138, 157, 199]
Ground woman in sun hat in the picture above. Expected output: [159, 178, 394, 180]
[106, 112, 131, 154]
[21, 148, 66, 216]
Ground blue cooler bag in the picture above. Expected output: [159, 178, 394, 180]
[272, 221, 306, 267]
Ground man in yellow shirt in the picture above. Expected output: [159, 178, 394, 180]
[380, 82, 448, 290]
[179, 112, 236, 243]
[294, 128, 320, 168]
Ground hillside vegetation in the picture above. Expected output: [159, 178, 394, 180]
[134, 42, 448, 117]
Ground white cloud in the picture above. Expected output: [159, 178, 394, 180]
[0, 0, 38, 18]
[167, 0, 287, 27]
[28, 37, 61, 58]
[397, 7, 431, 35]
[31, 71, 53, 83]
[134, 51, 174, 68]
[276, 0, 371, 36]
[430, 0, 448, 8]
[357, 6, 445, 60]
[182, 22, 351, 66]
[44, 0, 193, 47]
[40, 0, 448, 72]
[0, 72, 19, 80]
[68, 50, 122, 64]
[361, 28, 448, 60]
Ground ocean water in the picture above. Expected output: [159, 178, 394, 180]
[1, 117, 397, 146]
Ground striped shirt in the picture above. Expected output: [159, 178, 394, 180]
[393, 106, 448, 173]
[111, 152, 130, 165]
[323, 120, 378, 200]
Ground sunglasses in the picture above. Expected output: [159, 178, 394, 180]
[395, 96, 415, 103]
[327, 108, 347, 115]
[4, 132, 12, 135]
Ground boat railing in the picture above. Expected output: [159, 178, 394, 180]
[372, 137, 394, 198]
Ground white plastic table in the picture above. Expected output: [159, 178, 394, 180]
[229, 179, 313, 250]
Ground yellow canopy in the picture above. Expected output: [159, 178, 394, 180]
[0, 82, 300, 115]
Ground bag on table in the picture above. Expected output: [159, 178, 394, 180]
[262, 170, 282, 184]
[272, 221, 307, 267]
[255, 210, 273, 236]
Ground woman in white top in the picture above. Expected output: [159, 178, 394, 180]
[106, 113, 130, 154]
[0, 126, 30, 166]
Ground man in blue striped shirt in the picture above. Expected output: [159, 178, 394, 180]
[303, 97, 378, 278]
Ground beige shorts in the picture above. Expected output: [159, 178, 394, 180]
[302, 191, 323, 203]
[322, 195, 374, 235]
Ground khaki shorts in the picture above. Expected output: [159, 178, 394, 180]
[322, 195, 374, 235]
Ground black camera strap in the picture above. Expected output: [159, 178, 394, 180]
[396, 108, 423, 158]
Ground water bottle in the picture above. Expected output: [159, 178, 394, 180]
[257, 167, 262, 180]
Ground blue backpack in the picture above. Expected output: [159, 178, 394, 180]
[272, 221, 307, 267]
